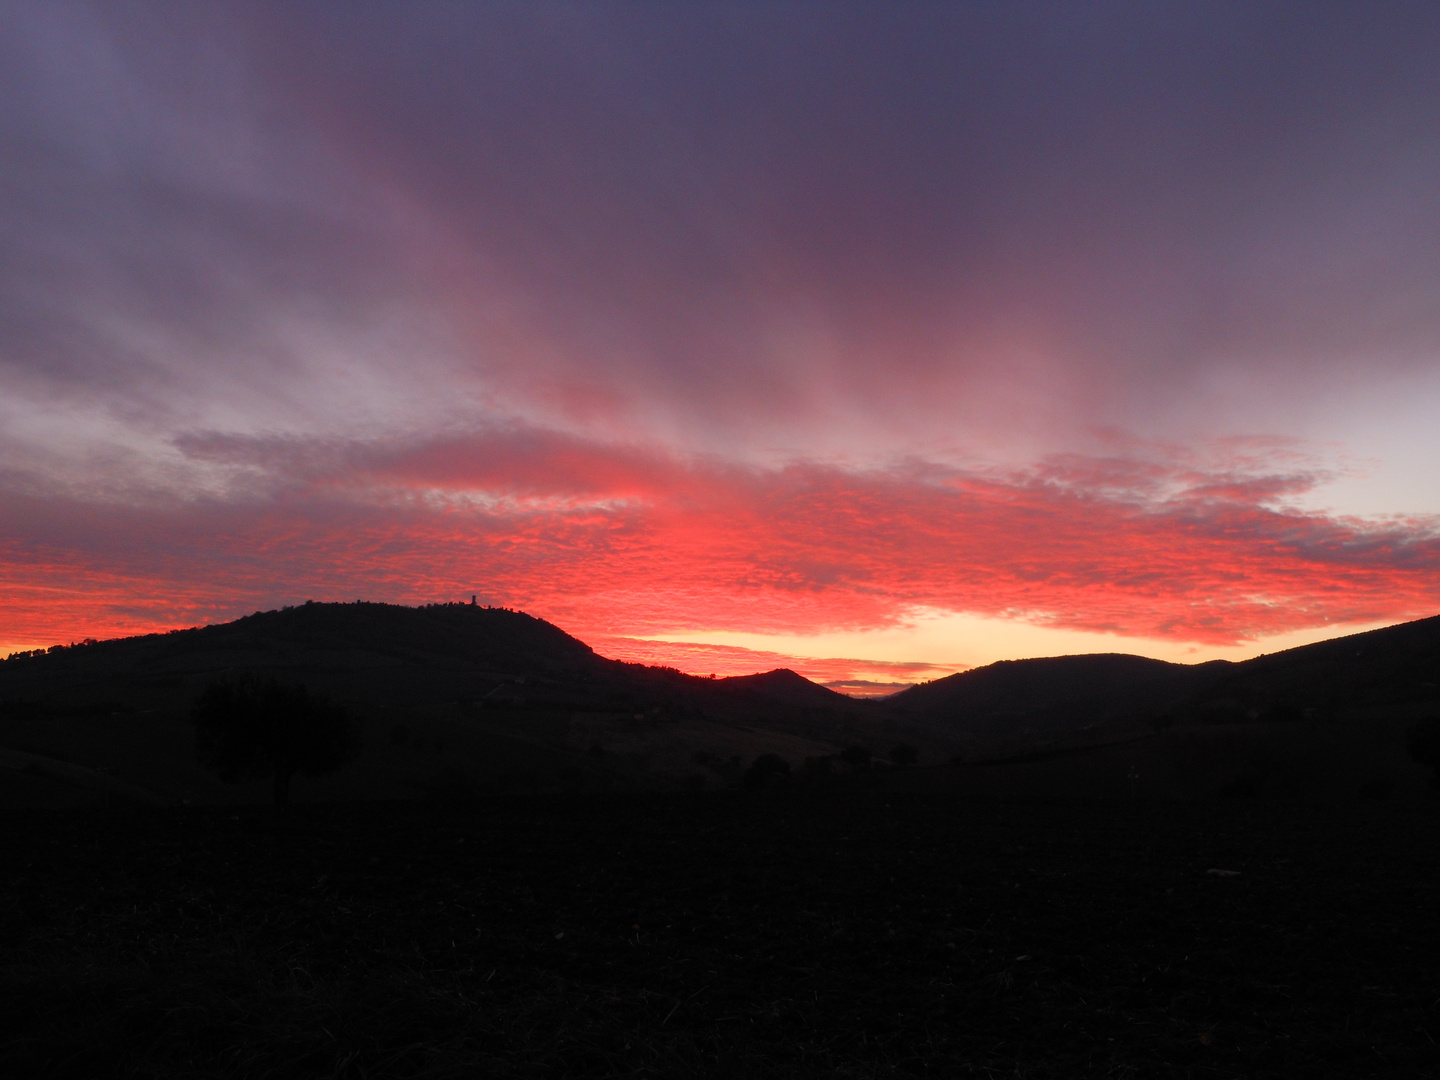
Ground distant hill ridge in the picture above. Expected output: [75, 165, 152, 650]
[178, 601, 600, 673]
[891, 652, 1205, 713]
[888, 614, 1440, 742]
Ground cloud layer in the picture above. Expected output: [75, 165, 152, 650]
[4, 427, 1436, 659]
[3, 4, 1440, 665]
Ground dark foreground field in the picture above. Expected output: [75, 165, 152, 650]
[3, 794, 1438, 1078]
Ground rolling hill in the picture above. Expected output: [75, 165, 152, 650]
[0, 601, 890, 805]
[889, 614, 1440, 742]
[888, 652, 1217, 751]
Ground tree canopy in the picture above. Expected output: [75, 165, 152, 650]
[192, 675, 360, 805]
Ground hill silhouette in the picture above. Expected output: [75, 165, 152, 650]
[889, 615, 1440, 743]
[1181, 615, 1440, 719]
[0, 602, 888, 804]
[2, 603, 1438, 804]
[717, 667, 856, 708]
[888, 653, 1218, 747]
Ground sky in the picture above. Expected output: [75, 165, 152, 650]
[3, 2, 1440, 691]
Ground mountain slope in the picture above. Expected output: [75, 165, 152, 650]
[1181, 614, 1440, 722]
[888, 653, 1220, 743]
[887, 615, 1440, 750]
[0, 602, 886, 802]
[715, 668, 857, 708]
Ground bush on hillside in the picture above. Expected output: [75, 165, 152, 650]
[192, 675, 360, 806]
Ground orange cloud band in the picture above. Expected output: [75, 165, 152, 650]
[2, 432, 1437, 653]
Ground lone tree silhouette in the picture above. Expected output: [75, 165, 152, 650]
[192, 675, 360, 805]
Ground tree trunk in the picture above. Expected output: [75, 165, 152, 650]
[273, 769, 293, 807]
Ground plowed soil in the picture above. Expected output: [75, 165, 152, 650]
[3, 793, 1438, 1077]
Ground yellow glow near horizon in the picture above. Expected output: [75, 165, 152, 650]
[2, 612, 1405, 681]
[640, 609, 1399, 672]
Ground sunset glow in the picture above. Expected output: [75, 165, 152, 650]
[3, 4, 1440, 687]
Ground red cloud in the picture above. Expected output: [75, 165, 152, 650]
[3, 428, 1437, 655]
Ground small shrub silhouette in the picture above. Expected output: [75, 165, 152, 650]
[192, 675, 360, 805]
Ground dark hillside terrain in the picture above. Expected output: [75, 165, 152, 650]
[886, 617, 1440, 795]
[891, 614, 1440, 741]
[889, 653, 1218, 750]
[2, 605, 1439, 804]
[4, 609, 1439, 1074]
[0, 603, 896, 805]
[714, 668, 856, 709]
[1180, 615, 1440, 721]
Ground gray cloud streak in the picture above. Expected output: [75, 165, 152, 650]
[3, 2, 1440, 499]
